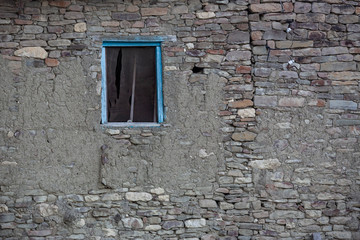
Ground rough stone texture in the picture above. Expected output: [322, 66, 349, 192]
[14, 47, 48, 59]
[125, 192, 152, 202]
[0, 0, 359, 239]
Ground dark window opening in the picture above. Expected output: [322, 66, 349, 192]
[192, 66, 204, 73]
[106, 47, 157, 122]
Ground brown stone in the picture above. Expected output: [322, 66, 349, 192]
[14, 19, 33, 25]
[236, 66, 251, 74]
[141, 8, 168, 16]
[126, 5, 139, 13]
[297, 13, 325, 23]
[232, 131, 257, 142]
[45, 58, 59, 67]
[250, 4, 282, 13]
[49, 1, 71, 8]
[229, 100, 253, 109]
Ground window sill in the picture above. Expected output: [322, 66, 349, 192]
[102, 122, 162, 128]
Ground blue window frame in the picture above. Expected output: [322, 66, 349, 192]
[101, 39, 164, 127]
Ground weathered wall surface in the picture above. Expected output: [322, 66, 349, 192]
[0, 0, 359, 239]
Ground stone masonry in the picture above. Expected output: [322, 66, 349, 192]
[0, 0, 359, 239]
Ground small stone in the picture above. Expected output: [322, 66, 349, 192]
[45, 58, 59, 67]
[196, 12, 215, 19]
[14, 47, 48, 59]
[64, 12, 85, 19]
[122, 217, 143, 229]
[0, 204, 8, 213]
[145, 225, 161, 231]
[225, 51, 251, 61]
[232, 131, 257, 141]
[101, 21, 120, 27]
[317, 193, 345, 200]
[37, 203, 58, 217]
[293, 48, 321, 56]
[48, 40, 71, 46]
[312, 3, 331, 14]
[0, 42, 19, 48]
[24, 25, 43, 34]
[172, 6, 188, 14]
[185, 219, 206, 228]
[28, 230, 52, 237]
[250, 4, 281, 13]
[320, 62, 356, 72]
[199, 199, 217, 208]
[74, 22, 87, 32]
[263, 30, 287, 40]
[254, 96, 277, 107]
[150, 187, 164, 195]
[332, 5, 355, 14]
[329, 100, 357, 110]
[0, 213, 15, 223]
[112, 12, 141, 21]
[249, 159, 281, 169]
[227, 31, 250, 44]
[220, 202, 234, 210]
[49, 1, 71, 7]
[237, 108, 255, 118]
[102, 193, 122, 201]
[235, 202, 250, 209]
[125, 192, 152, 201]
[141, 8, 168, 16]
[270, 210, 305, 219]
[162, 220, 184, 230]
[229, 100, 253, 108]
[158, 195, 169, 201]
[279, 97, 305, 107]
[294, 2, 311, 13]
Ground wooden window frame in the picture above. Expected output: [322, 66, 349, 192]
[101, 40, 164, 127]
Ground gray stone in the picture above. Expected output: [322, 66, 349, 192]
[294, 2, 311, 13]
[225, 51, 251, 61]
[0, 213, 15, 223]
[254, 96, 277, 107]
[320, 62, 356, 72]
[199, 199, 217, 208]
[48, 40, 71, 46]
[185, 218, 206, 228]
[227, 31, 249, 44]
[249, 159, 281, 169]
[332, 5, 355, 14]
[162, 220, 184, 230]
[24, 25, 43, 34]
[20, 40, 47, 47]
[122, 217, 144, 229]
[64, 12, 85, 19]
[329, 100, 357, 110]
[312, 3, 331, 14]
[270, 210, 305, 219]
[263, 30, 287, 40]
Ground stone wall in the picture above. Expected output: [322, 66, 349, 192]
[0, 0, 359, 239]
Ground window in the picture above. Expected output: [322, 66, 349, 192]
[101, 39, 164, 126]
